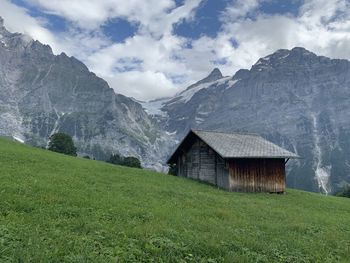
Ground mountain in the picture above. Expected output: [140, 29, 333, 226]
[150, 47, 350, 193]
[0, 18, 172, 169]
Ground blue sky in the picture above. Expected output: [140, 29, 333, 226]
[0, 0, 350, 100]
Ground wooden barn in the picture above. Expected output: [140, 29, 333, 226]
[167, 130, 299, 193]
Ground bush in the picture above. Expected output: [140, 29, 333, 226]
[83, 155, 91, 159]
[123, 156, 141, 168]
[108, 153, 123, 165]
[108, 154, 141, 168]
[48, 133, 77, 156]
[336, 185, 350, 198]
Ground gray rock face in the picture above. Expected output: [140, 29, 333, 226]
[154, 47, 350, 193]
[0, 21, 172, 168]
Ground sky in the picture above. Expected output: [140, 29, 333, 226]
[0, 0, 350, 101]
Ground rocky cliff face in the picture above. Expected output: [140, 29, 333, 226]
[0, 18, 172, 169]
[148, 48, 350, 193]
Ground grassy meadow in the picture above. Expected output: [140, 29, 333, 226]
[0, 138, 350, 262]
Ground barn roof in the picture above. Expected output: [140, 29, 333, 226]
[167, 129, 300, 163]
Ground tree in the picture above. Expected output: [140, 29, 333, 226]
[123, 156, 141, 168]
[336, 185, 350, 198]
[108, 153, 123, 165]
[48, 133, 77, 156]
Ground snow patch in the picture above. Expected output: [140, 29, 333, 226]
[176, 76, 231, 103]
[165, 131, 177, 136]
[197, 110, 210, 115]
[141, 98, 168, 117]
[311, 113, 331, 194]
[255, 57, 270, 65]
[195, 117, 205, 124]
[0, 35, 7, 47]
[225, 79, 239, 90]
[12, 135, 24, 143]
[315, 165, 332, 194]
[278, 54, 290, 60]
[49, 108, 61, 137]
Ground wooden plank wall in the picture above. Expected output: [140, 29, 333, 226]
[176, 137, 229, 188]
[186, 140, 200, 179]
[216, 155, 230, 190]
[198, 140, 216, 184]
[177, 154, 186, 177]
[228, 158, 285, 192]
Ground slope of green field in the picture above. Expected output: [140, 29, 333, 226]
[0, 138, 350, 262]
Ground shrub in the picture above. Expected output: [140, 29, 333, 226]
[107, 154, 141, 168]
[108, 153, 123, 165]
[48, 133, 77, 156]
[123, 156, 141, 168]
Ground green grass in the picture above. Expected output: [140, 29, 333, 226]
[0, 138, 350, 262]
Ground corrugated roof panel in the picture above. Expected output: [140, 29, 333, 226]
[192, 130, 299, 159]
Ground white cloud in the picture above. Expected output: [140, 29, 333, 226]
[105, 71, 178, 101]
[0, 0, 58, 51]
[26, 0, 197, 35]
[1, 0, 350, 101]
[0, 0, 112, 56]
[222, 0, 260, 21]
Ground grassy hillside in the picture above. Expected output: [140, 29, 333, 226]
[0, 138, 350, 262]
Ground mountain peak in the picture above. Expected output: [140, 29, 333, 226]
[290, 47, 317, 57]
[270, 47, 317, 60]
[291, 46, 311, 53]
[197, 68, 223, 84]
[183, 68, 223, 91]
[252, 47, 320, 71]
[208, 68, 223, 79]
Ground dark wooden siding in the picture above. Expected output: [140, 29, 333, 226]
[187, 140, 200, 180]
[176, 137, 229, 189]
[198, 140, 216, 184]
[216, 155, 229, 190]
[177, 154, 186, 177]
[228, 158, 285, 192]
